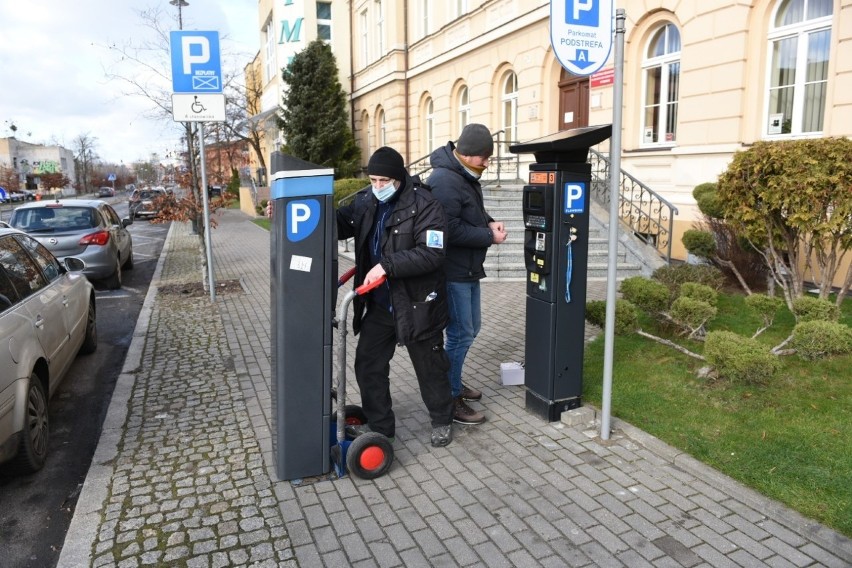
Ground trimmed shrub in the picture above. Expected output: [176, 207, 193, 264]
[692, 182, 724, 219]
[704, 330, 781, 384]
[679, 282, 718, 306]
[653, 263, 726, 293]
[682, 229, 716, 258]
[585, 299, 639, 334]
[791, 320, 852, 360]
[334, 178, 368, 207]
[620, 276, 670, 314]
[792, 296, 840, 323]
[670, 296, 717, 330]
[744, 294, 784, 319]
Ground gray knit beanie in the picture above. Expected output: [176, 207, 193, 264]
[455, 123, 494, 157]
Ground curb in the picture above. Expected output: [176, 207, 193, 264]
[56, 222, 177, 568]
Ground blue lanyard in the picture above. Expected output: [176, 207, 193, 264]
[565, 239, 573, 303]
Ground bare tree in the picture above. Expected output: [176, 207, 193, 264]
[73, 133, 99, 194]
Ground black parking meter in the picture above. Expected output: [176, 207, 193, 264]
[270, 152, 337, 480]
[510, 125, 612, 421]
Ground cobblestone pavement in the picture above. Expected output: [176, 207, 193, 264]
[60, 209, 852, 567]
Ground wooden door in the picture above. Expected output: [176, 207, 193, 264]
[558, 71, 589, 130]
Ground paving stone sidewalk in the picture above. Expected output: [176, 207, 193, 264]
[60, 210, 852, 567]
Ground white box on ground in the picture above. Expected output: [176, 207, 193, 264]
[500, 362, 525, 386]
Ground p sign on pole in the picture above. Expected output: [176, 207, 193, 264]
[551, 0, 614, 76]
[169, 31, 223, 93]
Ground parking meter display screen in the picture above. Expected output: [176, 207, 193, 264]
[526, 190, 544, 211]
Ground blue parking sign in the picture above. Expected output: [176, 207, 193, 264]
[170, 31, 222, 93]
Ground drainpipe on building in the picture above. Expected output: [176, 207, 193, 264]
[403, 0, 411, 163]
[348, 0, 358, 167]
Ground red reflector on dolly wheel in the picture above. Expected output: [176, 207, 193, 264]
[359, 446, 386, 471]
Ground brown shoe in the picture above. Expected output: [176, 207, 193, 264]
[460, 384, 482, 401]
[453, 397, 485, 425]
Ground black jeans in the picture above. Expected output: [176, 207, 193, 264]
[353, 305, 454, 438]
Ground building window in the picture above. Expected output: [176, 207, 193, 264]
[360, 10, 368, 65]
[264, 19, 277, 82]
[378, 109, 387, 147]
[360, 111, 371, 159]
[457, 86, 470, 131]
[455, 0, 469, 18]
[765, 0, 832, 136]
[420, 0, 430, 38]
[375, 0, 384, 58]
[424, 98, 435, 156]
[501, 72, 518, 152]
[317, 2, 332, 41]
[642, 23, 680, 146]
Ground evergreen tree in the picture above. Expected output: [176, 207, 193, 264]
[279, 40, 361, 178]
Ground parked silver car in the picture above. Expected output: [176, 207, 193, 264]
[9, 199, 134, 289]
[0, 228, 97, 473]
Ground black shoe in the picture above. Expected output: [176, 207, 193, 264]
[431, 424, 452, 447]
[461, 384, 482, 401]
[453, 397, 486, 425]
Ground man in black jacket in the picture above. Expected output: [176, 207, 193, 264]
[429, 124, 508, 425]
[337, 147, 454, 447]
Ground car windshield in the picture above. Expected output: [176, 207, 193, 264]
[11, 206, 98, 233]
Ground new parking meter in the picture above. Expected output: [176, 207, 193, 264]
[270, 152, 336, 480]
[509, 125, 612, 421]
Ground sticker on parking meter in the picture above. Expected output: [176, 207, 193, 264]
[289, 255, 313, 272]
[564, 182, 586, 214]
[287, 199, 320, 242]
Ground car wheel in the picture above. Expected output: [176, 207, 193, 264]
[80, 297, 97, 354]
[7, 375, 49, 474]
[104, 257, 122, 290]
[124, 249, 134, 270]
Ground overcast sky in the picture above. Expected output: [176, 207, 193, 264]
[0, 0, 259, 166]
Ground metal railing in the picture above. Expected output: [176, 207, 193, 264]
[407, 129, 521, 187]
[588, 148, 678, 264]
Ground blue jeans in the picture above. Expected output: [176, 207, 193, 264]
[445, 281, 481, 398]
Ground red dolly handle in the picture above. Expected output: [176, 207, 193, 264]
[354, 275, 386, 295]
[338, 266, 357, 287]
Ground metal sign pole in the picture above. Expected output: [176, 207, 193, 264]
[198, 122, 216, 302]
[601, 9, 626, 441]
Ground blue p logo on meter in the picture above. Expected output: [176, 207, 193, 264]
[564, 182, 586, 214]
[287, 199, 321, 242]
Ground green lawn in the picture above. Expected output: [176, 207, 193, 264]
[582, 292, 852, 536]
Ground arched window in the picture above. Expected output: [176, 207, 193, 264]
[642, 23, 680, 145]
[458, 86, 470, 131]
[362, 111, 371, 158]
[424, 98, 435, 156]
[501, 72, 518, 152]
[377, 108, 386, 147]
[765, 0, 833, 136]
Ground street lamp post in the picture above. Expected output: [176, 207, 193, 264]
[169, 0, 189, 29]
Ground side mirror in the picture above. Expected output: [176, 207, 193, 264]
[64, 257, 86, 272]
[122, 217, 133, 227]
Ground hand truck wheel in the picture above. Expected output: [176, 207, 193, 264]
[346, 432, 394, 479]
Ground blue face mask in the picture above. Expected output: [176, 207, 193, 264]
[372, 180, 397, 202]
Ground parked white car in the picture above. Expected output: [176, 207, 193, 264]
[0, 228, 97, 474]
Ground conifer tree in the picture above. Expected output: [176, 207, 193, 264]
[279, 40, 361, 178]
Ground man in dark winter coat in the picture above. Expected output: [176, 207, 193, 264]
[428, 124, 508, 425]
[337, 146, 454, 447]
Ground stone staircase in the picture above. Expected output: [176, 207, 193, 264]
[480, 182, 665, 282]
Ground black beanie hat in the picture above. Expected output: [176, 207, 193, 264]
[456, 123, 493, 157]
[367, 146, 406, 181]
